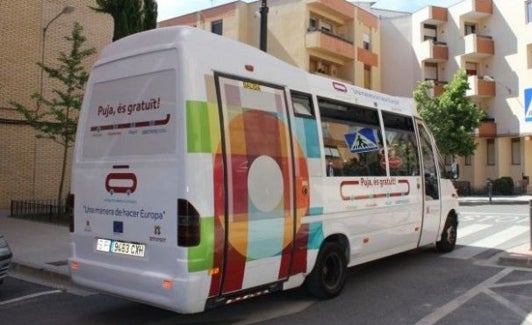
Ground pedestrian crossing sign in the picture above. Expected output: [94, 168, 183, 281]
[525, 88, 532, 122]
[344, 127, 379, 154]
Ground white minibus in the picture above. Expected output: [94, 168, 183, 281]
[69, 26, 459, 314]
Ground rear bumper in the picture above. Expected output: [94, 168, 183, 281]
[69, 257, 210, 314]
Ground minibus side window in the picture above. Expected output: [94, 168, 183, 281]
[318, 97, 383, 177]
[382, 112, 420, 177]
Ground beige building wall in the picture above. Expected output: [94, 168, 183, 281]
[0, 0, 112, 208]
[159, 0, 381, 89]
[382, 0, 532, 193]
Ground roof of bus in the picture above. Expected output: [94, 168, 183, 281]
[96, 26, 416, 116]
[308, 74, 417, 117]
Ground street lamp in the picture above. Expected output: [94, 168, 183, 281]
[33, 5, 74, 199]
[38, 5, 75, 111]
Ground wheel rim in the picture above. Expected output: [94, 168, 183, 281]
[322, 253, 342, 289]
[446, 222, 456, 245]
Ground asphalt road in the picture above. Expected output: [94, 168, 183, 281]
[1, 205, 531, 325]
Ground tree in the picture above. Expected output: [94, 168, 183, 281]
[92, 0, 158, 42]
[11, 22, 96, 204]
[413, 70, 486, 158]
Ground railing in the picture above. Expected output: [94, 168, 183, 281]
[10, 199, 69, 225]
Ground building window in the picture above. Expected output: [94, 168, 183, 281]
[364, 65, 371, 89]
[424, 62, 438, 81]
[512, 138, 521, 165]
[320, 21, 332, 33]
[487, 139, 495, 166]
[465, 155, 472, 166]
[527, 0, 532, 23]
[423, 24, 437, 41]
[465, 61, 478, 76]
[309, 17, 318, 30]
[464, 22, 476, 35]
[211, 20, 223, 35]
[363, 33, 371, 50]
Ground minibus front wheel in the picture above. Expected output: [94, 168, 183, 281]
[436, 213, 458, 253]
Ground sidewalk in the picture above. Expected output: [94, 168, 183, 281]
[0, 209, 71, 287]
[1, 196, 532, 287]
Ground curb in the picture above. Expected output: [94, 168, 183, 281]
[8, 262, 73, 289]
[498, 254, 532, 268]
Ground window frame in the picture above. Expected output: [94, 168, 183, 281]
[291, 90, 315, 119]
[423, 24, 437, 42]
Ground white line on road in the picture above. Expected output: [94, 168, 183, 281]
[0, 289, 62, 306]
[415, 268, 513, 325]
[444, 225, 529, 260]
[484, 289, 532, 324]
[458, 224, 492, 238]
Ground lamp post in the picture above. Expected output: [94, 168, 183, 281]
[33, 5, 74, 199]
[259, 0, 268, 52]
[38, 5, 75, 112]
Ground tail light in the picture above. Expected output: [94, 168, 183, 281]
[67, 193, 75, 233]
[177, 199, 200, 246]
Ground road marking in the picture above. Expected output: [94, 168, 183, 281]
[415, 268, 513, 325]
[471, 225, 529, 247]
[444, 225, 529, 260]
[457, 224, 492, 238]
[484, 289, 532, 324]
[0, 290, 62, 306]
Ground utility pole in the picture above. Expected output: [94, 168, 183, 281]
[259, 0, 268, 52]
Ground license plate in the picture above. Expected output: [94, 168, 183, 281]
[96, 238, 146, 257]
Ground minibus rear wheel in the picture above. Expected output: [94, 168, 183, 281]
[305, 242, 347, 299]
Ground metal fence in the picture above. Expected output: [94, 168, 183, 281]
[10, 199, 69, 224]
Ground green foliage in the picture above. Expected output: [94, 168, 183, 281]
[493, 177, 514, 195]
[10, 22, 95, 201]
[413, 70, 486, 158]
[92, 0, 158, 42]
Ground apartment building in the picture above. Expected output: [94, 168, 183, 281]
[0, 1, 112, 208]
[381, 0, 532, 192]
[159, 0, 382, 90]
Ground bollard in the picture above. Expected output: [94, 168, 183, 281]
[488, 180, 493, 204]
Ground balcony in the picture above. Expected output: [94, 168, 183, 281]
[357, 47, 378, 67]
[429, 80, 447, 97]
[467, 75, 495, 98]
[477, 119, 497, 137]
[420, 40, 448, 62]
[462, 34, 494, 59]
[418, 6, 448, 25]
[307, 0, 354, 21]
[306, 30, 355, 60]
[458, 0, 492, 20]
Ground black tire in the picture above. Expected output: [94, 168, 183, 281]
[305, 242, 347, 299]
[436, 215, 457, 253]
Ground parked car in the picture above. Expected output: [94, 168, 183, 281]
[0, 234, 12, 284]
